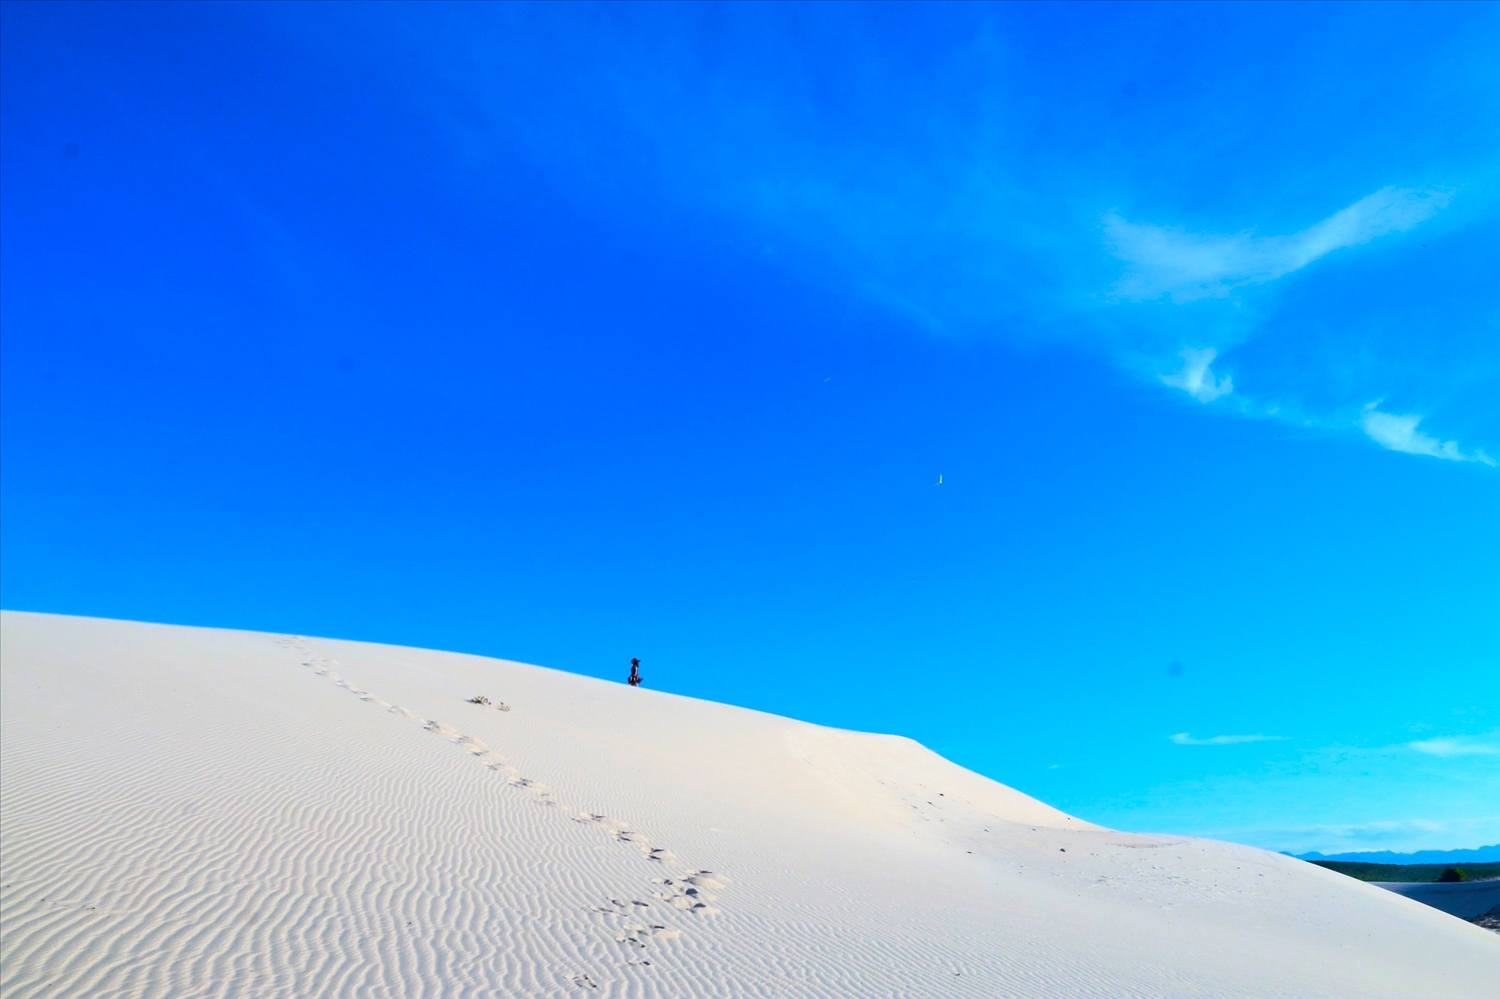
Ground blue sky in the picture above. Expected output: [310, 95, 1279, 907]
[2, 1, 1496, 854]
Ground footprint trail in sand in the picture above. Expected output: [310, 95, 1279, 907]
[275, 635, 724, 978]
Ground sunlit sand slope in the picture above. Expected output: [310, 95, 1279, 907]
[2, 612, 1495, 998]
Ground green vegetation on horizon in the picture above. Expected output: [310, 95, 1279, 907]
[1309, 861, 1500, 883]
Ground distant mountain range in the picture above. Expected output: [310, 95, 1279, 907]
[1292, 844, 1500, 864]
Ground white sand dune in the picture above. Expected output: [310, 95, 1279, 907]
[2, 612, 1496, 998]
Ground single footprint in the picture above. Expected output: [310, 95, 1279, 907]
[669, 897, 718, 914]
[455, 736, 488, 755]
[510, 777, 548, 792]
[616, 923, 682, 948]
[566, 973, 598, 990]
[653, 873, 725, 914]
[596, 897, 651, 912]
[337, 681, 375, 701]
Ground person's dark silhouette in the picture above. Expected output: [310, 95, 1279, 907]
[627, 658, 642, 687]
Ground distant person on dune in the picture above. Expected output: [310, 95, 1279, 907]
[628, 658, 642, 687]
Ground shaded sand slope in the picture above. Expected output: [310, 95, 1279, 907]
[2, 613, 1495, 998]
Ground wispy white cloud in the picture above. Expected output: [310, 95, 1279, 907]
[1408, 736, 1500, 758]
[1160, 347, 1232, 402]
[1170, 732, 1286, 746]
[1360, 405, 1494, 465]
[1106, 186, 1450, 302]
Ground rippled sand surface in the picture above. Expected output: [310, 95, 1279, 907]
[3, 611, 1496, 998]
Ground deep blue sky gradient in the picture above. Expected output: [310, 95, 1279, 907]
[3, 1, 1497, 853]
